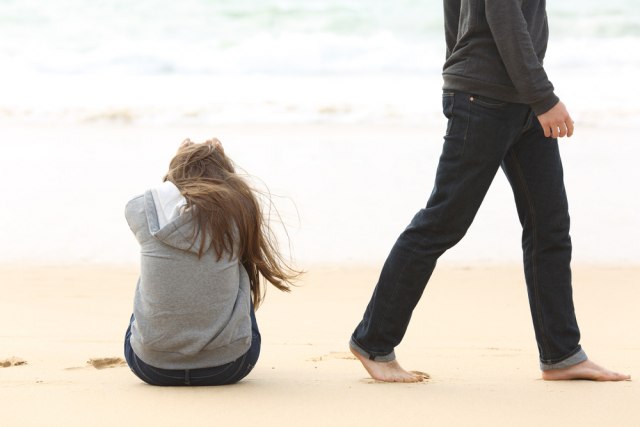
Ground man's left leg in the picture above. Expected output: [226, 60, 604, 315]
[502, 112, 630, 381]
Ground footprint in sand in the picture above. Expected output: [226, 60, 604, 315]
[87, 357, 127, 369]
[67, 357, 127, 370]
[0, 357, 27, 368]
[307, 352, 357, 362]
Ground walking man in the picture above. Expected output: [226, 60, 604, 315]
[349, 0, 631, 382]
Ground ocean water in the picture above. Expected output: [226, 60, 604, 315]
[1, 0, 639, 125]
[1, 1, 638, 265]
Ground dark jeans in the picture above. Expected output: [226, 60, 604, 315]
[351, 91, 586, 370]
[124, 309, 261, 386]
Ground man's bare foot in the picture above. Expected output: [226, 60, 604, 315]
[349, 347, 428, 383]
[542, 359, 631, 381]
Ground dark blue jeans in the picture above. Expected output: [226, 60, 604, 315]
[124, 309, 261, 386]
[351, 91, 586, 370]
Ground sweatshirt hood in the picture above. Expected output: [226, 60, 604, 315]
[144, 181, 210, 254]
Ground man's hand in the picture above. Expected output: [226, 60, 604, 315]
[536, 101, 574, 138]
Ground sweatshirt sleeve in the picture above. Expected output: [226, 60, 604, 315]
[125, 194, 151, 244]
[484, 0, 559, 115]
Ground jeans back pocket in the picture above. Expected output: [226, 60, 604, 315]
[442, 92, 455, 136]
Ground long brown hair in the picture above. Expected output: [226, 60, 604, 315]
[164, 139, 298, 307]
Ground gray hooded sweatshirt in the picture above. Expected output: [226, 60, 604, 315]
[125, 181, 252, 369]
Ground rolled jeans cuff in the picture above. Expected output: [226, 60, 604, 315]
[349, 337, 396, 362]
[540, 347, 588, 371]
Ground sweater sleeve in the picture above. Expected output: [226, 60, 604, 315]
[444, 0, 461, 60]
[484, 0, 559, 115]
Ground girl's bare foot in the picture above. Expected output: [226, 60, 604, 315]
[349, 347, 428, 383]
[542, 359, 631, 381]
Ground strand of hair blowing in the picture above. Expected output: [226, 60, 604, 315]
[164, 143, 297, 308]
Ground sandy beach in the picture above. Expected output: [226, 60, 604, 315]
[1, 118, 637, 427]
[1, 263, 637, 427]
[0, 122, 637, 426]
[2, 1, 639, 425]
[2, 122, 639, 267]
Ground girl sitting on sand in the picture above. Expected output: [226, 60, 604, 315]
[124, 138, 298, 386]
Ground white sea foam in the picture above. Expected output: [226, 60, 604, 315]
[1, 0, 638, 125]
[0, 0, 638, 265]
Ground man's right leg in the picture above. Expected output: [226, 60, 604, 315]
[350, 93, 530, 381]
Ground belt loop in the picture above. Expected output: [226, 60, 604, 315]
[184, 369, 191, 385]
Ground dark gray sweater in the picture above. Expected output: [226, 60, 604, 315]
[443, 0, 559, 115]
